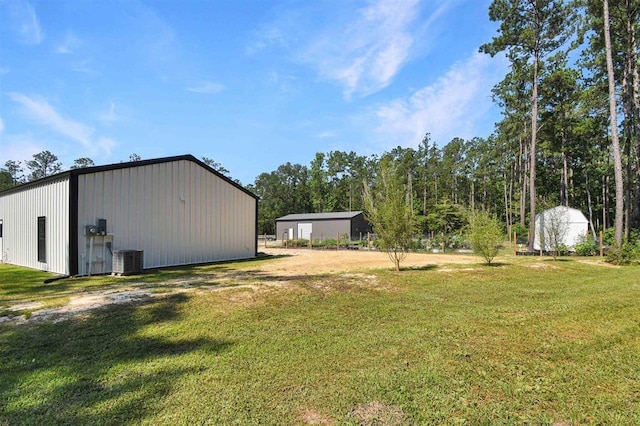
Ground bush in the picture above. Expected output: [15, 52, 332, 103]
[288, 239, 309, 247]
[557, 244, 570, 256]
[602, 228, 616, 246]
[575, 238, 598, 256]
[314, 238, 337, 248]
[606, 240, 640, 265]
[511, 222, 528, 244]
[467, 212, 504, 265]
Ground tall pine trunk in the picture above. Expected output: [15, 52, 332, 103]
[603, 0, 625, 246]
[528, 52, 539, 252]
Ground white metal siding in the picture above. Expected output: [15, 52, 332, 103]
[76, 160, 256, 274]
[0, 178, 70, 274]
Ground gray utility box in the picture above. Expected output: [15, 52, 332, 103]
[112, 250, 144, 275]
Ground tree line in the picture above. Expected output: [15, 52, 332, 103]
[2, 0, 638, 249]
[250, 0, 640, 247]
[0, 152, 231, 190]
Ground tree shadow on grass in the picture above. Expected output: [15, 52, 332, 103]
[403, 264, 439, 271]
[0, 293, 232, 424]
[541, 258, 574, 262]
[483, 262, 510, 267]
[133, 253, 293, 284]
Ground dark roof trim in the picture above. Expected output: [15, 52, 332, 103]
[276, 211, 364, 222]
[0, 154, 258, 200]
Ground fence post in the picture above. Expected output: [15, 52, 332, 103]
[600, 231, 604, 257]
[513, 232, 517, 254]
[337, 232, 340, 250]
[309, 233, 312, 249]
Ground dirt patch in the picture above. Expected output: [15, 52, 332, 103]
[526, 262, 559, 269]
[299, 408, 335, 425]
[2, 248, 479, 325]
[437, 267, 478, 273]
[350, 401, 407, 425]
[258, 247, 478, 275]
[6, 289, 154, 325]
[577, 259, 620, 268]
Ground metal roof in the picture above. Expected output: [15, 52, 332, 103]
[0, 154, 258, 199]
[276, 211, 364, 221]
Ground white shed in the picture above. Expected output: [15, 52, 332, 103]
[0, 155, 258, 276]
[533, 206, 589, 251]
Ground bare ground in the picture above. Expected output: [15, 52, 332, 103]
[258, 247, 479, 275]
[2, 248, 482, 325]
[1, 248, 617, 325]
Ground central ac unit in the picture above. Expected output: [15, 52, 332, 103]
[112, 250, 144, 275]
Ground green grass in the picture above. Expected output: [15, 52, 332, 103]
[1, 258, 639, 424]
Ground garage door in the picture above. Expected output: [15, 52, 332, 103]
[298, 223, 312, 240]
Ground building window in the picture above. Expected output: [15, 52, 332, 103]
[37, 216, 46, 263]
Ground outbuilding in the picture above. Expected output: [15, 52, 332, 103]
[0, 155, 258, 276]
[533, 206, 589, 251]
[275, 211, 371, 242]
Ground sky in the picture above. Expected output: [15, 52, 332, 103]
[0, 0, 508, 185]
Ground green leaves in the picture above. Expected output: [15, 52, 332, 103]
[467, 211, 504, 265]
[363, 161, 417, 271]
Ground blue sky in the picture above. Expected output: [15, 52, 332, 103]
[1, 0, 508, 185]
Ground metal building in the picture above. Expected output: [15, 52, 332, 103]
[275, 211, 371, 241]
[0, 155, 258, 276]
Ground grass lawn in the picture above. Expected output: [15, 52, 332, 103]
[1, 257, 639, 424]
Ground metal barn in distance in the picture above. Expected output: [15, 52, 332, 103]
[0, 155, 258, 276]
[275, 211, 372, 242]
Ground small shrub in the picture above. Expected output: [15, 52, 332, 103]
[288, 239, 309, 247]
[511, 222, 528, 244]
[467, 211, 504, 265]
[606, 240, 640, 265]
[448, 232, 468, 249]
[315, 238, 337, 248]
[575, 238, 598, 256]
[602, 228, 616, 246]
[557, 244, 570, 256]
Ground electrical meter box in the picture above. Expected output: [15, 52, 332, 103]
[97, 219, 107, 235]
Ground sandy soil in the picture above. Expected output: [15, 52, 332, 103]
[1, 248, 616, 325]
[1, 249, 477, 325]
[257, 247, 479, 275]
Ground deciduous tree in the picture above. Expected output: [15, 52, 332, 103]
[467, 211, 504, 265]
[363, 160, 417, 271]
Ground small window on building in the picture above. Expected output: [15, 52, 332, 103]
[37, 216, 46, 263]
[0, 222, 3, 238]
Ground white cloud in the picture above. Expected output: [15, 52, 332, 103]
[186, 82, 226, 94]
[97, 137, 117, 156]
[6, 0, 43, 45]
[0, 132, 44, 165]
[98, 102, 118, 123]
[7, 93, 117, 157]
[55, 31, 82, 54]
[0, 67, 9, 75]
[372, 51, 507, 148]
[317, 131, 337, 139]
[246, 27, 286, 55]
[70, 59, 98, 74]
[248, 0, 449, 98]
[301, 0, 422, 98]
[8, 93, 94, 147]
[0, 117, 4, 133]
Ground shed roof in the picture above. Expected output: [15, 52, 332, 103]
[0, 154, 257, 199]
[276, 211, 364, 221]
